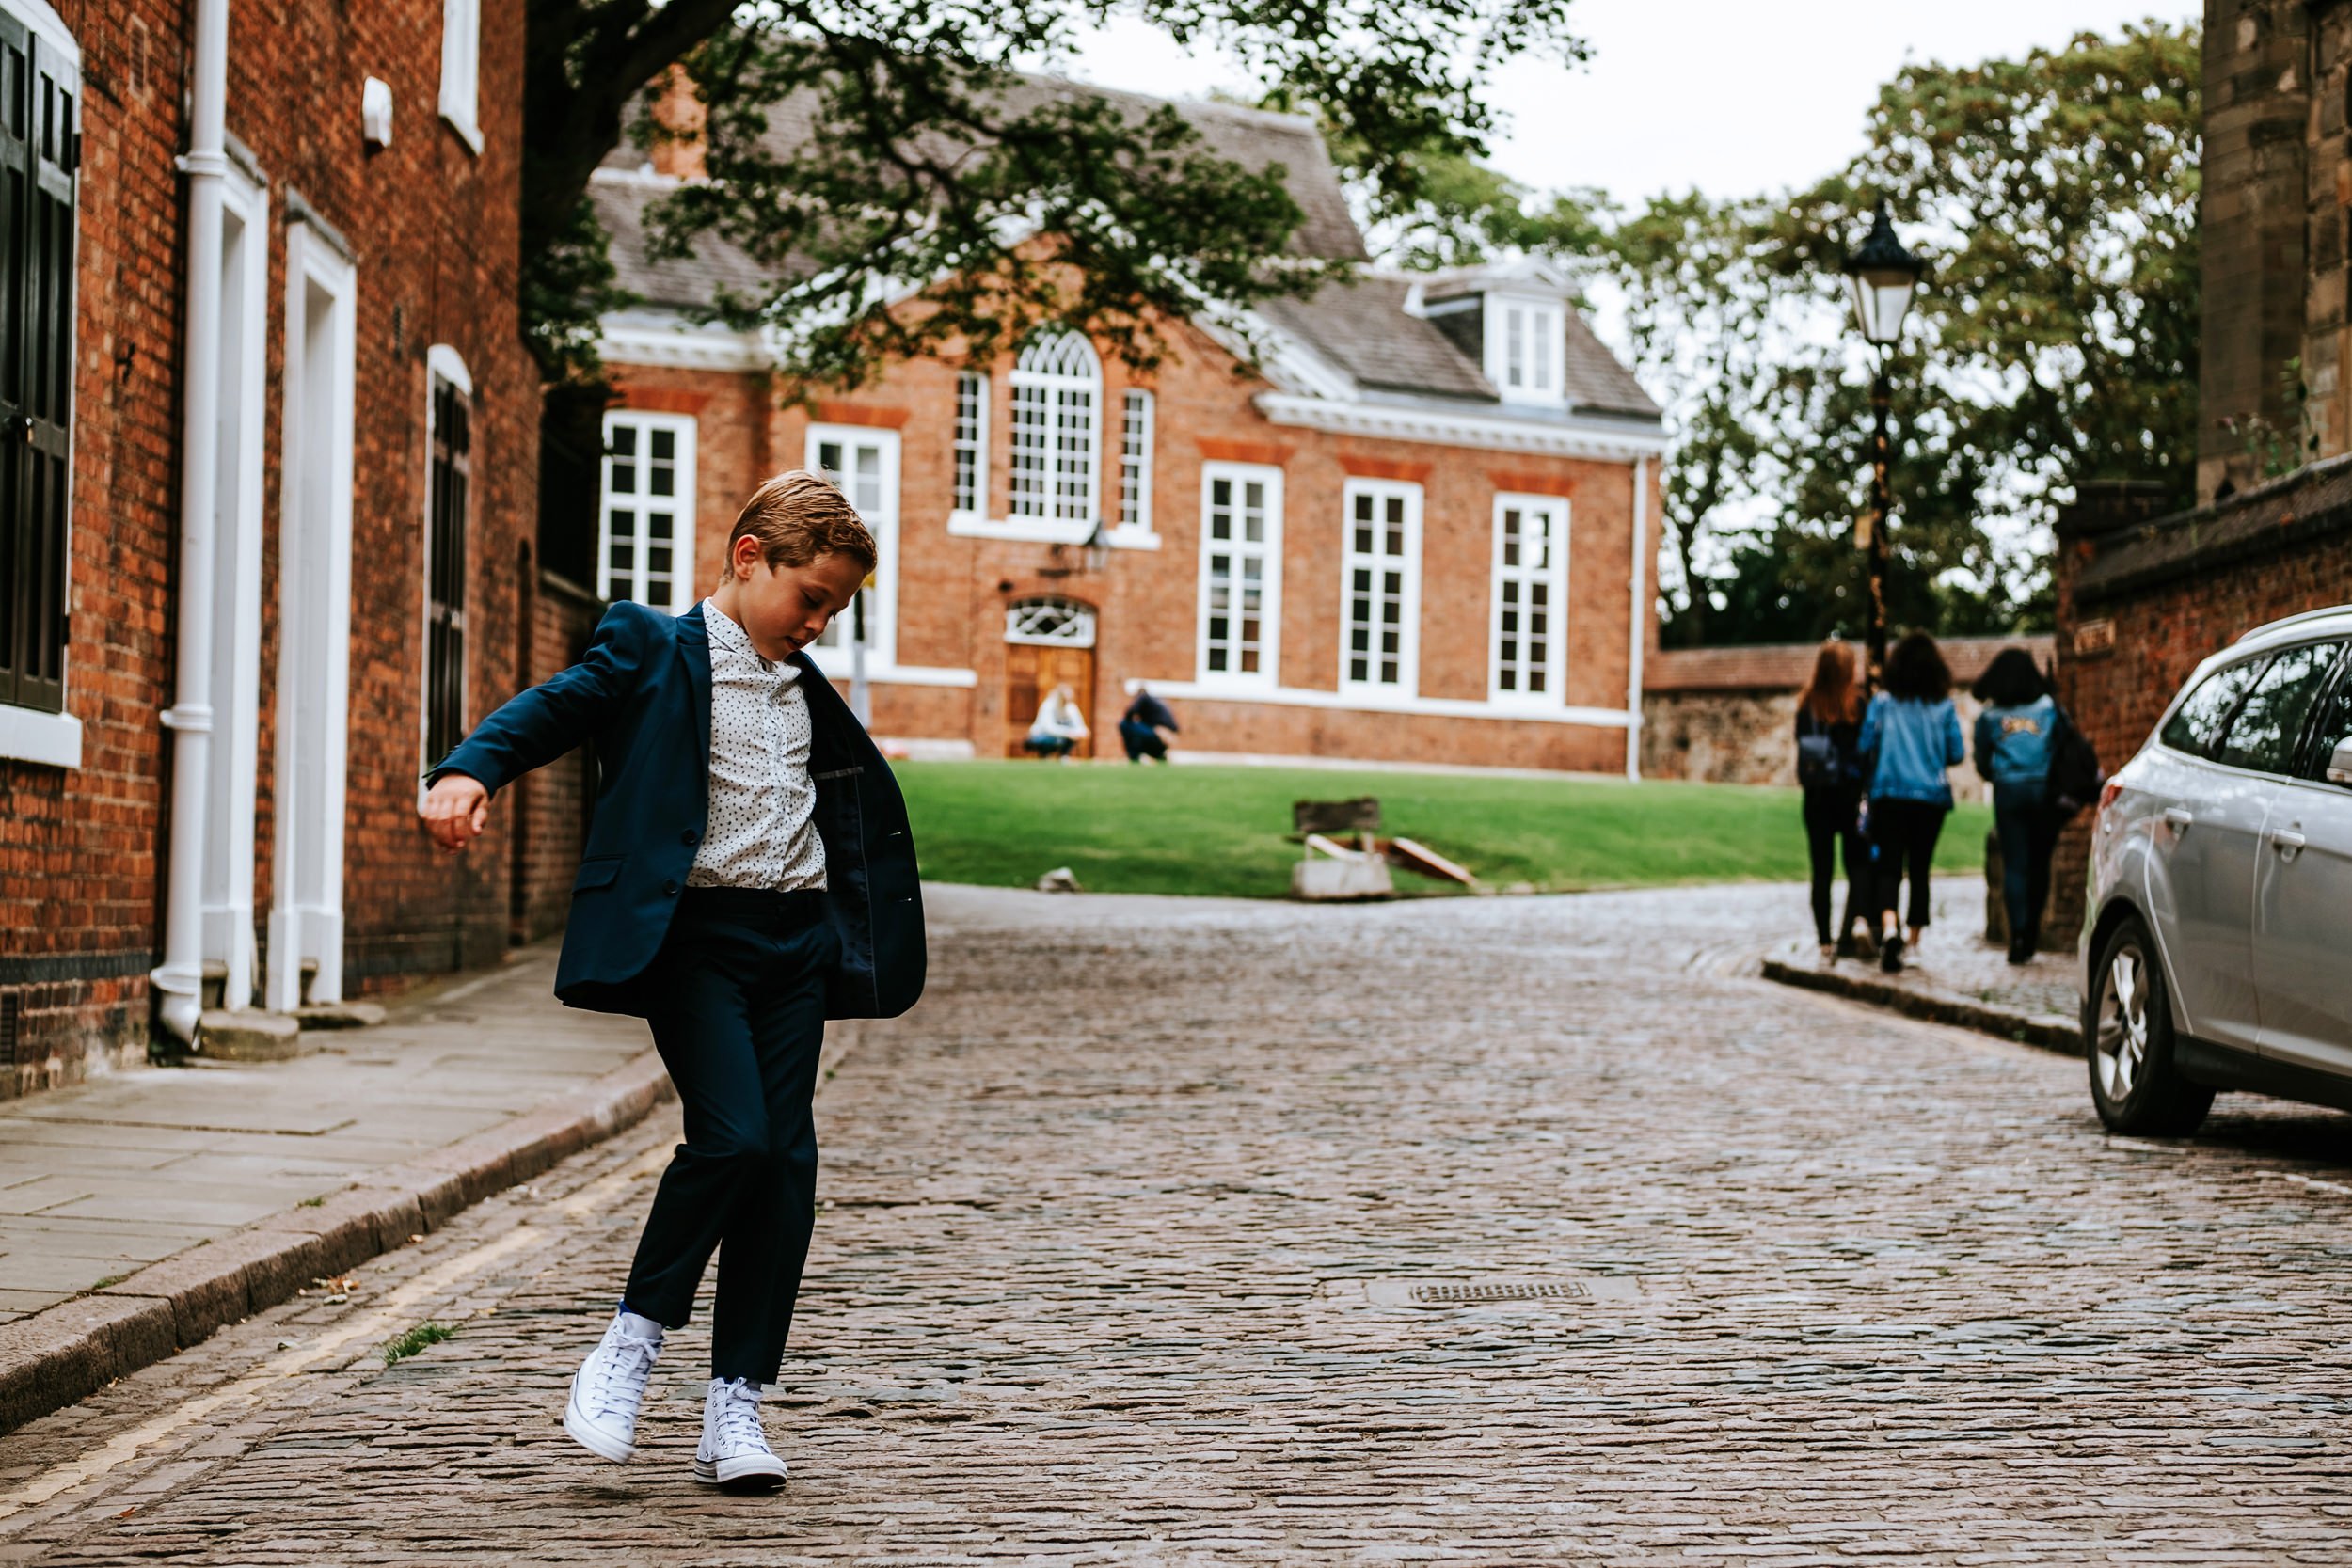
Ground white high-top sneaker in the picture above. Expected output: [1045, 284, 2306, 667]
[563, 1312, 662, 1463]
[694, 1377, 787, 1492]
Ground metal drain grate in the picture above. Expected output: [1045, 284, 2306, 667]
[1322, 1275, 1646, 1308]
[1409, 1281, 1583, 1305]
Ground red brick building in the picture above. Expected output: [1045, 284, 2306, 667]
[2, 0, 544, 1095]
[588, 90, 1667, 773]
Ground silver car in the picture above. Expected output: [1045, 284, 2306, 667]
[2083, 605, 2352, 1134]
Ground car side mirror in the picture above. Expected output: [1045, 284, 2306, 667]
[2330, 739, 2352, 786]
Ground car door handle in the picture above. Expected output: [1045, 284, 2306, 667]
[2163, 807, 2194, 831]
[2272, 829, 2307, 859]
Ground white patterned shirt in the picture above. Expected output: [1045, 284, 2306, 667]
[688, 599, 827, 891]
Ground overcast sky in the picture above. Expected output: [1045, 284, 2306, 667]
[1061, 1, 2201, 202]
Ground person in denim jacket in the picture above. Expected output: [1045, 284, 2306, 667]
[1971, 647, 2060, 966]
[1859, 631, 1966, 972]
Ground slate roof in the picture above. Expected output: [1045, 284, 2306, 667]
[1259, 277, 1496, 401]
[594, 74, 1661, 420]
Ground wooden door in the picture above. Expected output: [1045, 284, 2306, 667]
[1005, 644, 1097, 757]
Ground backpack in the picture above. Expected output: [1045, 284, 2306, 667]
[1795, 711, 1860, 792]
[2047, 704, 2104, 816]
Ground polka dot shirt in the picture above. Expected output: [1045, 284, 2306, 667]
[688, 599, 827, 891]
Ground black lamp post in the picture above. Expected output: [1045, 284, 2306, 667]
[1839, 200, 1926, 691]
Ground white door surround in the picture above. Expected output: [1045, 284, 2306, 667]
[267, 221, 358, 1012]
[198, 166, 270, 1010]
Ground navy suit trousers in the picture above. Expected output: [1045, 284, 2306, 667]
[623, 888, 836, 1383]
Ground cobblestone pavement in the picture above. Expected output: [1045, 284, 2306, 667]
[8, 880, 2352, 1564]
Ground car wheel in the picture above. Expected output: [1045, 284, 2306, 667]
[2086, 917, 2215, 1136]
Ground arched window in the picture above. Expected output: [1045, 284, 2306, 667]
[1009, 329, 1099, 523]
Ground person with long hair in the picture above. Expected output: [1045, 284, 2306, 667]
[1971, 647, 2060, 965]
[1793, 641, 1872, 960]
[1859, 631, 1965, 972]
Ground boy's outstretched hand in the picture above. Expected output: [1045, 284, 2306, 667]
[421, 774, 490, 854]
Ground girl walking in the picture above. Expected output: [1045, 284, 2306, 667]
[1971, 647, 2061, 965]
[1794, 641, 1872, 962]
[1859, 631, 1965, 973]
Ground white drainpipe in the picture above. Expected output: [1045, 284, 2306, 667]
[152, 0, 232, 1043]
[1624, 455, 1649, 782]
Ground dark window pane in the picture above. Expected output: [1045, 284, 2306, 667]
[2217, 642, 2343, 774]
[2162, 658, 2266, 760]
[651, 428, 674, 461]
[2307, 662, 2352, 784]
[610, 426, 636, 457]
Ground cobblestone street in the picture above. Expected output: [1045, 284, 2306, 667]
[8, 881, 2352, 1563]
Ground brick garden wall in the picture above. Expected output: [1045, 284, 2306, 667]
[2050, 470, 2352, 947]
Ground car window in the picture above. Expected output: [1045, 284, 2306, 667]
[2216, 641, 2343, 775]
[2306, 657, 2352, 786]
[2161, 657, 2267, 760]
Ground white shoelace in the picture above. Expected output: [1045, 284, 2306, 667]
[710, 1379, 771, 1455]
[584, 1328, 660, 1422]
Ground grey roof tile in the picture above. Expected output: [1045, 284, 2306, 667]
[1260, 277, 1495, 400]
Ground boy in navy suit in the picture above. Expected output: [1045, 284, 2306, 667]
[421, 470, 925, 1492]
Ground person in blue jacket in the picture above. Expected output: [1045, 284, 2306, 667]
[420, 471, 925, 1493]
[1859, 630, 1965, 973]
[1971, 646, 2061, 966]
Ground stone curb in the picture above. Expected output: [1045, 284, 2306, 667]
[1758, 958, 2082, 1056]
[0, 1048, 675, 1435]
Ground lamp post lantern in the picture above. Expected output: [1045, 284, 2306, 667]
[1839, 199, 1926, 691]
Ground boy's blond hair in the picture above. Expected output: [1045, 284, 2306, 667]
[725, 470, 877, 579]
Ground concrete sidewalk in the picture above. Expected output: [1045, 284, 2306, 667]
[1756, 874, 2081, 1053]
[0, 943, 669, 1430]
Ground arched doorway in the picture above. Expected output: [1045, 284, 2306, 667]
[1003, 596, 1097, 758]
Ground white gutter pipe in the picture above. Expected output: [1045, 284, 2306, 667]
[152, 0, 232, 1044]
[1624, 455, 1649, 782]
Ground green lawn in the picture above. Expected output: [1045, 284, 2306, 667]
[898, 760, 1991, 899]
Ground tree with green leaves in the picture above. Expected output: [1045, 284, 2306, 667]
[1364, 21, 2200, 645]
[520, 0, 1586, 387]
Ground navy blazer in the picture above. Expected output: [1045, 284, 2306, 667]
[429, 600, 925, 1021]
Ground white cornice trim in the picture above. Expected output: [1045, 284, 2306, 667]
[1124, 676, 1634, 729]
[597, 316, 768, 373]
[1255, 393, 1669, 462]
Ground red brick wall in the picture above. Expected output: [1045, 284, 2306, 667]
[3, 0, 537, 1096]
[2051, 494, 2352, 947]
[509, 572, 607, 943]
[608, 318, 1654, 774]
[2, 1, 191, 1096]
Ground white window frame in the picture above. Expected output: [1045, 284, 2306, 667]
[597, 410, 698, 615]
[1194, 462, 1283, 691]
[1115, 388, 1155, 542]
[950, 371, 988, 517]
[1008, 330, 1100, 526]
[805, 423, 901, 675]
[1487, 295, 1565, 406]
[1488, 492, 1570, 706]
[1339, 478, 1423, 697]
[438, 0, 482, 153]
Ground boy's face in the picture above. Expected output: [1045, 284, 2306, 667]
[733, 545, 867, 662]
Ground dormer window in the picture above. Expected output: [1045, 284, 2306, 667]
[1493, 298, 1564, 404]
